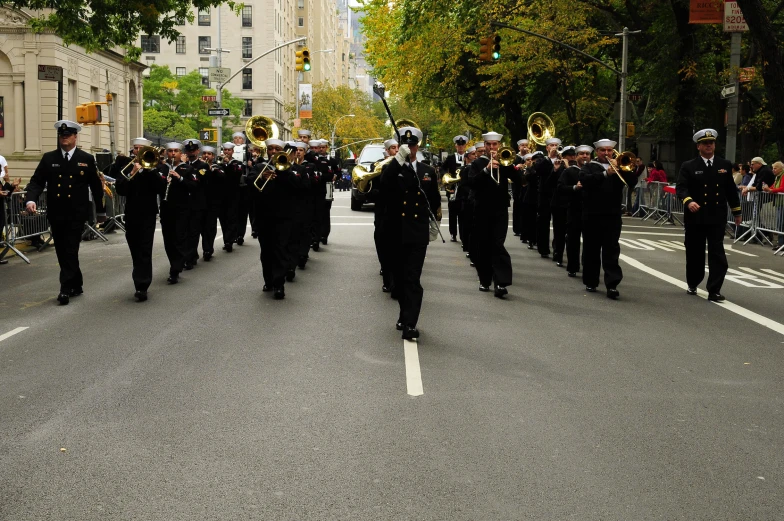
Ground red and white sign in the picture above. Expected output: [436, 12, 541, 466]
[37, 65, 63, 82]
[201, 95, 217, 102]
[724, 1, 748, 32]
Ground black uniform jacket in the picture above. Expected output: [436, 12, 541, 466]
[579, 161, 638, 217]
[27, 148, 104, 222]
[251, 161, 302, 221]
[115, 166, 167, 216]
[183, 159, 210, 210]
[556, 165, 581, 209]
[460, 156, 522, 211]
[534, 156, 558, 207]
[676, 155, 741, 225]
[380, 159, 441, 246]
[161, 162, 196, 209]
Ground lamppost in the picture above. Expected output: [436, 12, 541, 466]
[330, 114, 355, 157]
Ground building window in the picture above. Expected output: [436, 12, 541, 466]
[243, 99, 253, 117]
[242, 68, 252, 90]
[242, 6, 252, 27]
[298, 17, 304, 27]
[298, 0, 304, 8]
[199, 67, 209, 87]
[176, 16, 185, 26]
[176, 67, 186, 77]
[198, 8, 211, 26]
[176, 35, 186, 54]
[199, 36, 211, 54]
[140, 35, 160, 53]
[242, 37, 252, 59]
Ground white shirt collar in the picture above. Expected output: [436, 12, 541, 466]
[61, 148, 73, 159]
[702, 155, 714, 165]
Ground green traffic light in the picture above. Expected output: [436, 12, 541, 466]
[492, 51, 500, 60]
[304, 62, 311, 71]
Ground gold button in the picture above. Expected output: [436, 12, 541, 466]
[69, 185, 72, 188]
[57, 194, 60, 197]
[402, 213, 405, 217]
[70, 175, 73, 179]
[57, 184, 61, 187]
[716, 193, 719, 196]
[417, 191, 421, 195]
[58, 175, 62, 178]
[414, 214, 418, 218]
[405, 190, 408, 194]
[415, 203, 419, 206]
[403, 201, 407, 205]
[68, 195, 71, 198]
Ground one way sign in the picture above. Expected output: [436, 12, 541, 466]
[208, 108, 230, 116]
[720, 84, 737, 99]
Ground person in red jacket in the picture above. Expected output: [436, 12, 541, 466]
[646, 161, 667, 183]
[762, 160, 784, 249]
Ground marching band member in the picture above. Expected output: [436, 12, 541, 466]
[534, 137, 562, 258]
[239, 145, 261, 242]
[461, 131, 522, 298]
[324, 141, 342, 245]
[296, 144, 318, 270]
[441, 135, 468, 242]
[286, 141, 309, 280]
[676, 129, 742, 301]
[550, 146, 576, 267]
[25, 120, 105, 305]
[160, 142, 193, 285]
[380, 126, 441, 339]
[181, 139, 209, 270]
[218, 142, 243, 254]
[457, 146, 477, 260]
[558, 145, 592, 277]
[511, 138, 529, 238]
[579, 138, 638, 299]
[231, 131, 246, 164]
[297, 129, 312, 147]
[198, 145, 224, 262]
[310, 139, 332, 251]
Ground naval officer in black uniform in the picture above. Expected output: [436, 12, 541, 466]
[25, 120, 106, 305]
[380, 126, 441, 339]
[441, 135, 468, 242]
[676, 128, 742, 301]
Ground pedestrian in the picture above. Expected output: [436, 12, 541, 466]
[741, 156, 775, 197]
[24, 120, 106, 304]
[675, 128, 742, 301]
[732, 163, 743, 185]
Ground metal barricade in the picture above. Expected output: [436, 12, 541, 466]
[755, 191, 784, 251]
[631, 178, 648, 217]
[733, 190, 766, 245]
[1, 190, 53, 263]
[102, 182, 126, 233]
[642, 182, 666, 222]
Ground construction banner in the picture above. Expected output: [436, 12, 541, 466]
[298, 84, 312, 119]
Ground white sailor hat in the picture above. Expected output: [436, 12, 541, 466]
[474, 141, 485, 148]
[165, 142, 182, 150]
[453, 135, 469, 144]
[222, 142, 235, 150]
[201, 145, 217, 154]
[517, 139, 529, 146]
[297, 129, 312, 137]
[466, 146, 477, 154]
[693, 128, 719, 143]
[132, 137, 153, 147]
[593, 138, 617, 149]
[575, 145, 594, 153]
[293, 141, 307, 149]
[314, 139, 326, 146]
[182, 139, 202, 151]
[396, 126, 423, 146]
[384, 138, 399, 149]
[481, 131, 503, 142]
[266, 139, 284, 148]
[54, 120, 82, 135]
[232, 131, 245, 140]
[523, 153, 533, 160]
[545, 137, 562, 146]
[560, 145, 577, 156]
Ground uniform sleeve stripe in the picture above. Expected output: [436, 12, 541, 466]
[732, 207, 741, 211]
[683, 197, 693, 203]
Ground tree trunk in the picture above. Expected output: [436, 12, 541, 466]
[735, 0, 784, 158]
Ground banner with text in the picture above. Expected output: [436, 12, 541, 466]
[689, 0, 723, 23]
[298, 84, 313, 119]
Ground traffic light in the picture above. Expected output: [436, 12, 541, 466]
[296, 48, 311, 72]
[75, 102, 102, 125]
[199, 129, 216, 141]
[492, 34, 501, 60]
[626, 122, 636, 137]
[479, 34, 501, 62]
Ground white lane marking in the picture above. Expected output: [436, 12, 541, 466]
[404, 339, 424, 396]
[725, 245, 758, 257]
[0, 327, 29, 343]
[620, 254, 784, 336]
[740, 267, 784, 284]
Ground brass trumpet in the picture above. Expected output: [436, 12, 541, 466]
[607, 149, 637, 187]
[442, 168, 461, 187]
[253, 151, 291, 192]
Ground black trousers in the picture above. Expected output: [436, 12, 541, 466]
[237, 187, 254, 240]
[565, 206, 583, 274]
[685, 221, 728, 294]
[512, 196, 522, 235]
[219, 192, 239, 246]
[186, 209, 204, 263]
[201, 203, 221, 254]
[49, 219, 85, 293]
[392, 242, 428, 327]
[537, 201, 552, 255]
[582, 214, 623, 290]
[125, 213, 157, 292]
[298, 199, 315, 261]
[473, 208, 512, 287]
[458, 201, 474, 253]
[311, 198, 324, 245]
[521, 201, 537, 244]
[160, 205, 190, 276]
[374, 220, 394, 289]
[319, 199, 333, 240]
[448, 199, 461, 237]
[551, 206, 568, 262]
[259, 220, 292, 288]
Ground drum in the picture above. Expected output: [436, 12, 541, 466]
[325, 181, 334, 201]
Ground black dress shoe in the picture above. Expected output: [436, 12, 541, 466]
[540, 253, 550, 258]
[513, 233, 520, 236]
[382, 285, 391, 293]
[298, 260, 307, 269]
[708, 293, 726, 302]
[251, 231, 258, 239]
[494, 286, 508, 298]
[237, 237, 244, 246]
[69, 287, 83, 297]
[167, 275, 179, 284]
[402, 326, 420, 340]
[450, 235, 457, 242]
[262, 285, 272, 292]
[465, 253, 470, 258]
[286, 269, 295, 282]
[203, 251, 213, 261]
[134, 290, 148, 302]
[556, 262, 564, 267]
[396, 321, 403, 331]
[56, 292, 70, 305]
[567, 271, 577, 277]
[273, 287, 285, 300]
[0, 259, 7, 265]
[470, 262, 475, 267]
[585, 286, 597, 293]
[686, 287, 697, 295]
[223, 244, 233, 253]
[607, 288, 620, 300]
[527, 244, 536, 250]
[183, 263, 194, 271]
[321, 237, 328, 245]
[479, 284, 490, 292]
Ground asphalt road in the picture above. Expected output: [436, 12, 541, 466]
[1, 191, 782, 520]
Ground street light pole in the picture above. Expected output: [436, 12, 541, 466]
[330, 114, 355, 157]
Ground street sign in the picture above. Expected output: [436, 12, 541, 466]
[38, 65, 63, 82]
[207, 108, 230, 116]
[720, 84, 737, 99]
[723, 1, 748, 32]
[739, 67, 755, 83]
[202, 95, 217, 102]
[208, 67, 231, 84]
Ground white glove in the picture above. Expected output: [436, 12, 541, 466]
[395, 144, 411, 165]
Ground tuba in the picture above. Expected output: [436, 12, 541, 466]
[527, 112, 555, 148]
[245, 115, 279, 148]
[394, 119, 419, 130]
[352, 156, 394, 193]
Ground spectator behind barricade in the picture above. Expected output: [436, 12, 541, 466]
[742, 156, 775, 196]
[0, 174, 20, 263]
[647, 161, 668, 183]
[732, 163, 743, 185]
[762, 160, 784, 249]
[740, 163, 752, 186]
[0, 153, 8, 179]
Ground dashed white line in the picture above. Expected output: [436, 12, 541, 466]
[403, 339, 424, 397]
[0, 327, 29, 343]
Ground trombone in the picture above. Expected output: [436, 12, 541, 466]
[118, 146, 162, 180]
[488, 145, 516, 184]
[606, 149, 637, 187]
[253, 151, 291, 192]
